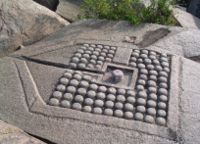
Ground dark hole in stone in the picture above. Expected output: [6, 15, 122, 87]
[15, 45, 25, 51]
[28, 133, 57, 144]
[33, 0, 59, 11]
[189, 56, 200, 63]
[168, 128, 178, 141]
[137, 28, 170, 48]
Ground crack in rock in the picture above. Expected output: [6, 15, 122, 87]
[137, 28, 170, 48]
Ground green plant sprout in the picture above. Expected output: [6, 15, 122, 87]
[80, 0, 178, 25]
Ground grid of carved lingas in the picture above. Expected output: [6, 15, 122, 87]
[128, 49, 170, 126]
[69, 44, 117, 70]
[48, 44, 171, 127]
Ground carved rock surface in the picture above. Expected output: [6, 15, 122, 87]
[0, 0, 69, 55]
[0, 20, 199, 144]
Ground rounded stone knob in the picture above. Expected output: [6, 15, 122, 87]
[112, 69, 124, 83]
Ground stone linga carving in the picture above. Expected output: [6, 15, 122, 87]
[110, 69, 124, 83]
[48, 43, 171, 126]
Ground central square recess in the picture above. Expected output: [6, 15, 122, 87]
[99, 63, 138, 89]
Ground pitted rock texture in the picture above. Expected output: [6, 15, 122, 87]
[0, 0, 69, 55]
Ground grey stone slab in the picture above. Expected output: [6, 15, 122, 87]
[173, 7, 200, 29]
[113, 47, 132, 65]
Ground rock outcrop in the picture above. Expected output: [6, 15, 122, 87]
[173, 7, 200, 29]
[0, 20, 199, 144]
[0, 0, 69, 56]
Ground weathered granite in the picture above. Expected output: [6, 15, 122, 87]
[0, 0, 69, 56]
[0, 20, 200, 144]
[148, 28, 200, 58]
[0, 120, 46, 144]
[173, 7, 200, 29]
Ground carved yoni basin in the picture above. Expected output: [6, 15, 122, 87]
[43, 42, 172, 127]
[4, 38, 179, 143]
